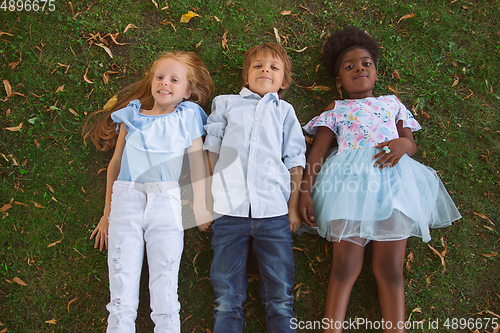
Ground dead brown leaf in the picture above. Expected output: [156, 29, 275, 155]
[397, 13, 416, 24]
[3, 79, 12, 97]
[421, 111, 430, 119]
[13, 276, 27, 286]
[84, 66, 93, 84]
[387, 85, 396, 93]
[221, 31, 229, 50]
[32, 201, 45, 208]
[406, 307, 422, 322]
[391, 69, 401, 80]
[34, 138, 40, 148]
[181, 314, 192, 326]
[123, 24, 138, 33]
[55, 85, 64, 93]
[13, 201, 28, 206]
[180, 11, 200, 23]
[8, 53, 22, 69]
[482, 252, 498, 258]
[0, 204, 12, 213]
[273, 27, 281, 43]
[301, 83, 331, 92]
[405, 251, 414, 271]
[428, 240, 447, 273]
[97, 168, 107, 175]
[47, 225, 64, 248]
[304, 136, 313, 144]
[294, 47, 308, 53]
[0, 32, 14, 37]
[4, 122, 23, 131]
[160, 20, 177, 31]
[45, 319, 57, 324]
[452, 74, 459, 87]
[109, 33, 128, 46]
[474, 212, 495, 225]
[46, 184, 55, 193]
[195, 40, 203, 48]
[69, 108, 78, 117]
[151, 0, 158, 8]
[96, 43, 113, 58]
[67, 297, 79, 314]
[281, 10, 291, 15]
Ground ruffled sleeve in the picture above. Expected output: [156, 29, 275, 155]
[393, 96, 421, 132]
[303, 109, 336, 135]
[110, 99, 142, 134]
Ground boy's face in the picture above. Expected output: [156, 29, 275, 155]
[245, 51, 286, 97]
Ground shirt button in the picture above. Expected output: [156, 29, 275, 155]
[255, 117, 260, 121]
[252, 137, 256, 141]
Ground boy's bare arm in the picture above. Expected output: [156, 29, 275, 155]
[288, 166, 303, 232]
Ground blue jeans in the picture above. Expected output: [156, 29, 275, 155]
[210, 215, 296, 333]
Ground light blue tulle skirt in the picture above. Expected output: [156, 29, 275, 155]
[299, 147, 461, 246]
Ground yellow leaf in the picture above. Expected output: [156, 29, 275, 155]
[4, 122, 23, 131]
[103, 95, 118, 110]
[45, 319, 57, 324]
[13, 276, 27, 286]
[397, 13, 416, 24]
[95, 43, 113, 58]
[123, 24, 138, 33]
[3, 79, 12, 97]
[180, 11, 200, 23]
[281, 10, 291, 15]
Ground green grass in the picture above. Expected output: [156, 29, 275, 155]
[1, 0, 499, 332]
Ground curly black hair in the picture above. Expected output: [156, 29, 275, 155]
[322, 26, 380, 79]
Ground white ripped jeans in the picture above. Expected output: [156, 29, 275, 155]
[106, 180, 183, 333]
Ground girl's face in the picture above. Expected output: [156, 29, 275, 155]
[336, 48, 377, 99]
[150, 58, 191, 113]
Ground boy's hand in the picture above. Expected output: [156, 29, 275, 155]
[90, 215, 109, 251]
[288, 209, 302, 233]
[299, 192, 316, 226]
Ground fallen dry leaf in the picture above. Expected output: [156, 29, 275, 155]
[405, 251, 414, 271]
[109, 33, 128, 46]
[0, 204, 12, 213]
[273, 27, 281, 43]
[421, 111, 430, 119]
[8, 53, 22, 69]
[47, 225, 64, 247]
[13, 201, 28, 206]
[97, 168, 107, 175]
[482, 252, 498, 258]
[31, 201, 45, 208]
[68, 108, 78, 117]
[34, 138, 40, 148]
[195, 40, 203, 48]
[391, 69, 401, 80]
[406, 307, 422, 322]
[221, 31, 229, 50]
[181, 314, 193, 326]
[397, 13, 416, 24]
[428, 242, 447, 273]
[55, 85, 64, 93]
[303, 83, 331, 92]
[294, 46, 308, 53]
[46, 184, 54, 193]
[452, 74, 459, 87]
[4, 122, 23, 131]
[180, 11, 200, 23]
[13, 276, 27, 286]
[281, 10, 291, 15]
[3, 79, 12, 97]
[123, 24, 138, 33]
[0, 31, 14, 37]
[160, 20, 176, 31]
[151, 0, 158, 8]
[96, 43, 113, 58]
[67, 297, 79, 314]
[214, 15, 221, 22]
[103, 95, 118, 110]
[474, 212, 495, 225]
[45, 319, 57, 324]
[84, 66, 93, 84]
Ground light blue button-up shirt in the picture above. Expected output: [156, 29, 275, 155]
[204, 88, 306, 218]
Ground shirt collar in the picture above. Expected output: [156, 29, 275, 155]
[239, 87, 281, 104]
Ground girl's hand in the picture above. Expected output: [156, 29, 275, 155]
[194, 207, 214, 232]
[299, 191, 316, 226]
[288, 208, 302, 233]
[373, 137, 413, 169]
[90, 215, 109, 251]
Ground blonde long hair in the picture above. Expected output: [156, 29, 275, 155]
[84, 51, 214, 151]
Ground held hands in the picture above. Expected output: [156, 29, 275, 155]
[299, 192, 316, 227]
[90, 215, 109, 251]
[373, 138, 413, 169]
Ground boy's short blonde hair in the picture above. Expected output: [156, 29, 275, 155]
[242, 42, 292, 97]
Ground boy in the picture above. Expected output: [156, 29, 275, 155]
[203, 43, 306, 332]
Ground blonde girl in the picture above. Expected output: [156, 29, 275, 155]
[87, 51, 214, 333]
